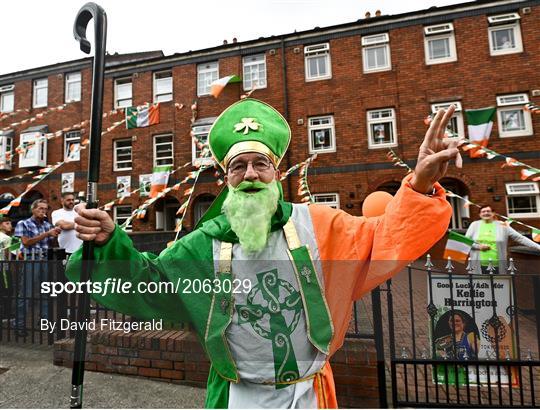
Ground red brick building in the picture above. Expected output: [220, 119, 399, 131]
[0, 0, 539, 247]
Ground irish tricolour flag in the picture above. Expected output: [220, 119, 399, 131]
[443, 231, 474, 264]
[210, 75, 241, 98]
[126, 103, 160, 129]
[149, 165, 172, 198]
[465, 107, 496, 158]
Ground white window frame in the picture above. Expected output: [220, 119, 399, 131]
[113, 205, 133, 231]
[65, 72, 81, 103]
[496, 93, 532, 138]
[153, 134, 174, 167]
[33, 78, 48, 108]
[114, 77, 132, 108]
[312, 193, 340, 209]
[424, 23, 457, 65]
[367, 108, 397, 149]
[197, 62, 219, 96]
[304, 43, 332, 81]
[488, 13, 523, 56]
[0, 85, 14, 113]
[64, 130, 81, 162]
[505, 182, 540, 218]
[153, 71, 173, 103]
[308, 115, 336, 154]
[0, 132, 13, 170]
[431, 101, 464, 138]
[192, 124, 214, 166]
[243, 54, 267, 91]
[113, 138, 133, 171]
[362, 33, 391, 73]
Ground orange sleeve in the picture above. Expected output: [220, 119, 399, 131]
[309, 173, 452, 354]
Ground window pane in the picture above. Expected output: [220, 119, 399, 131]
[0, 92, 14, 112]
[311, 129, 331, 149]
[508, 195, 537, 214]
[117, 83, 132, 99]
[429, 37, 450, 59]
[366, 46, 388, 70]
[501, 110, 525, 131]
[371, 122, 393, 145]
[492, 27, 516, 50]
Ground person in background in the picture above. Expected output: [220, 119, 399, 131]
[13, 199, 60, 336]
[0, 215, 14, 320]
[466, 204, 540, 274]
[52, 192, 83, 258]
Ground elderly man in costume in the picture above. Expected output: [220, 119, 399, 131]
[67, 99, 460, 408]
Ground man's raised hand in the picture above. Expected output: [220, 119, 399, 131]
[410, 105, 463, 194]
[74, 203, 115, 245]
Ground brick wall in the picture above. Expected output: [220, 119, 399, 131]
[53, 330, 380, 408]
[1, 2, 539, 233]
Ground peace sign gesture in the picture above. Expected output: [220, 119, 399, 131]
[410, 105, 463, 194]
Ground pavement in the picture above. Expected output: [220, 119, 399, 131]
[0, 342, 206, 408]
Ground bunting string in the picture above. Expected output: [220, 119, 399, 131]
[0, 141, 89, 215]
[0, 108, 30, 123]
[102, 161, 191, 211]
[386, 149, 540, 237]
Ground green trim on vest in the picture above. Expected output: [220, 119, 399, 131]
[288, 245, 334, 354]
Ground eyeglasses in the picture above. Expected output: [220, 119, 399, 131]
[228, 158, 273, 176]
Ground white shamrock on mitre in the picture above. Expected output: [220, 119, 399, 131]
[234, 118, 261, 135]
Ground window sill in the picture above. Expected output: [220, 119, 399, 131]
[363, 67, 392, 74]
[305, 76, 332, 82]
[499, 131, 534, 138]
[489, 49, 523, 57]
[425, 57, 458, 65]
[368, 142, 398, 149]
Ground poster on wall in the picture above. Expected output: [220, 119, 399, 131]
[61, 172, 74, 193]
[429, 275, 517, 386]
[116, 175, 131, 199]
[139, 174, 152, 197]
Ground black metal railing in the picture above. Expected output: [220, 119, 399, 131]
[0, 248, 185, 344]
[377, 256, 540, 408]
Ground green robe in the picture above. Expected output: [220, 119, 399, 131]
[65, 201, 294, 408]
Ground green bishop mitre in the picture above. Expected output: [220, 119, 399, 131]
[208, 98, 291, 171]
[196, 99, 290, 229]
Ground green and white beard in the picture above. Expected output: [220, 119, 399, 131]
[222, 180, 280, 254]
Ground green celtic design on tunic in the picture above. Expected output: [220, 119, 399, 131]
[236, 269, 303, 386]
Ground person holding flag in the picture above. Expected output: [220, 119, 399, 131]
[466, 204, 540, 274]
[67, 99, 461, 408]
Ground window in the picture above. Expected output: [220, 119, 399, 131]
[304, 43, 331, 81]
[506, 182, 540, 218]
[367, 108, 397, 148]
[431, 101, 464, 138]
[496, 93, 532, 137]
[33, 78, 48, 108]
[64, 131, 81, 162]
[192, 124, 214, 166]
[114, 77, 132, 108]
[113, 138, 132, 171]
[362, 33, 391, 72]
[114, 205, 133, 231]
[488, 13, 523, 56]
[65, 72, 81, 102]
[197, 62, 218, 96]
[153, 134, 174, 167]
[312, 193, 340, 209]
[19, 129, 48, 168]
[0, 85, 14, 113]
[153, 71, 173, 102]
[424, 23, 457, 64]
[243, 54, 267, 90]
[0, 131, 14, 170]
[308, 115, 335, 153]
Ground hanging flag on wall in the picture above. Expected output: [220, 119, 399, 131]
[210, 75, 241, 98]
[150, 165, 172, 198]
[126, 103, 160, 129]
[117, 176, 131, 199]
[443, 230, 474, 263]
[61, 172, 75, 193]
[139, 174, 152, 197]
[465, 107, 496, 158]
